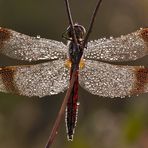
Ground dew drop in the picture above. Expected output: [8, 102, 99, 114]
[77, 102, 80, 106]
[36, 35, 41, 39]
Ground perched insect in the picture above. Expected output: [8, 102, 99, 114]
[0, 0, 148, 147]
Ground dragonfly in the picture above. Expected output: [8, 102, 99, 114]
[0, 0, 148, 147]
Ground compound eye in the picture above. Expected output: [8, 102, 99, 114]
[66, 24, 86, 39]
[66, 26, 73, 38]
[79, 26, 86, 35]
[75, 25, 86, 39]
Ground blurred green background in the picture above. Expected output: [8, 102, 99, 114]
[0, 0, 148, 148]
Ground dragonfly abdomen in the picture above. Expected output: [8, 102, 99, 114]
[65, 70, 79, 141]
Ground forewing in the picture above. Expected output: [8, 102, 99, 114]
[79, 60, 148, 98]
[0, 60, 70, 97]
[84, 28, 148, 62]
[0, 27, 68, 61]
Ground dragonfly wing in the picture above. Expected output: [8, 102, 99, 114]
[0, 60, 69, 97]
[0, 27, 68, 61]
[84, 28, 148, 62]
[79, 60, 148, 98]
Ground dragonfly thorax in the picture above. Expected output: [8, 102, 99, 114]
[66, 24, 86, 69]
[68, 41, 83, 68]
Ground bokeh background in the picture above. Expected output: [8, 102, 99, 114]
[0, 0, 148, 148]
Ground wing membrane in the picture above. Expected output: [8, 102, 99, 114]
[84, 28, 148, 62]
[0, 27, 67, 61]
[79, 60, 148, 98]
[0, 60, 69, 97]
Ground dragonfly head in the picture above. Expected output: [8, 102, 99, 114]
[67, 23, 86, 41]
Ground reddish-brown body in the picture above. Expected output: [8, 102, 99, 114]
[66, 69, 79, 140]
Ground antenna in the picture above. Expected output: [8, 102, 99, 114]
[64, 0, 78, 44]
[83, 0, 103, 47]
